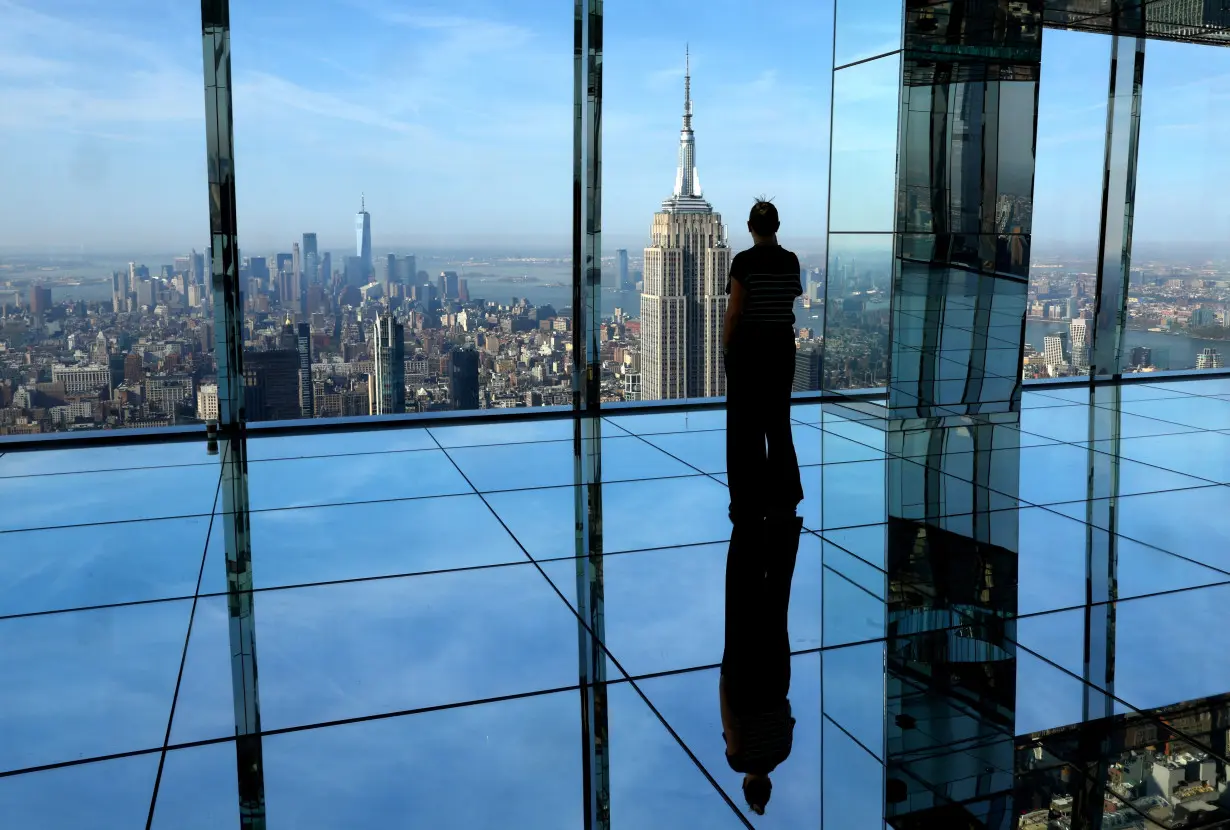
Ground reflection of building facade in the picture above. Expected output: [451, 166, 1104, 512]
[640, 56, 730, 400]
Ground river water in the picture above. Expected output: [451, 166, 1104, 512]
[1025, 320, 1224, 371]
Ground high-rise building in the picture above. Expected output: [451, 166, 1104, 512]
[197, 383, 219, 422]
[617, 249, 631, 291]
[404, 255, 417, 286]
[292, 243, 301, 290]
[276, 269, 301, 314]
[124, 352, 143, 384]
[191, 251, 205, 285]
[1191, 306, 1217, 328]
[1197, 348, 1224, 370]
[793, 344, 823, 392]
[449, 347, 480, 410]
[302, 233, 319, 285]
[369, 314, 405, 415]
[458, 278, 470, 303]
[295, 322, 313, 418]
[441, 271, 460, 300]
[245, 256, 269, 285]
[29, 285, 52, 316]
[1069, 317, 1090, 372]
[356, 195, 372, 283]
[385, 253, 397, 286]
[640, 53, 731, 400]
[344, 256, 367, 288]
[244, 349, 300, 421]
[135, 279, 156, 309]
[111, 271, 125, 312]
[1043, 332, 1068, 370]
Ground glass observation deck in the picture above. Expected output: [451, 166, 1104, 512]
[6, 0, 1230, 826]
[3, 375, 1230, 827]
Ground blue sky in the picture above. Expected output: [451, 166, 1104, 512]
[0, 0, 1226, 255]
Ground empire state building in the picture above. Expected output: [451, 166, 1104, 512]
[640, 53, 731, 401]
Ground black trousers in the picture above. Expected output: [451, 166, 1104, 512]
[724, 326, 804, 524]
[722, 515, 803, 711]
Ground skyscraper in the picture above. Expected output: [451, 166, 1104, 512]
[244, 349, 300, 421]
[617, 249, 630, 291]
[1069, 317, 1090, 372]
[792, 344, 822, 392]
[344, 256, 367, 288]
[29, 285, 52, 316]
[1043, 332, 1068, 371]
[111, 271, 125, 312]
[302, 233, 318, 284]
[356, 195, 372, 284]
[640, 52, 731, 400]
[370, 313, 405, 415]
[295, 322, 313, 418]
[449, 347, 480, 410]
[440, 271, 459, 300]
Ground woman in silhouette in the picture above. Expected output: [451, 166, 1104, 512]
[719, 198, 805, 815]
[722, 197, 804, 523]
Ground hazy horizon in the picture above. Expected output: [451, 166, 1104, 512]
[0, 3, 1226, 253]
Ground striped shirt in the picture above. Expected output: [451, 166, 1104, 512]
[726, 245, 803, 325]
[723, 702, 796, 775]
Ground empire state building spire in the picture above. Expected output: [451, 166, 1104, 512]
[662, 46, 711, 214]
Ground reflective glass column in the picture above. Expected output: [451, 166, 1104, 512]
[874, 0, 1044, 823]
[572, 2, 610, 827]
[1090, 29, 1146, 379]
[201, 1, 266, 825]
[884, 421, 1020, 826]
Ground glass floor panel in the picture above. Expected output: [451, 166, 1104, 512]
[5, 378, 1230, 826]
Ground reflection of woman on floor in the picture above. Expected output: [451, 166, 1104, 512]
[719, 197, 805, 815]
[720, 515, 801, 815]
